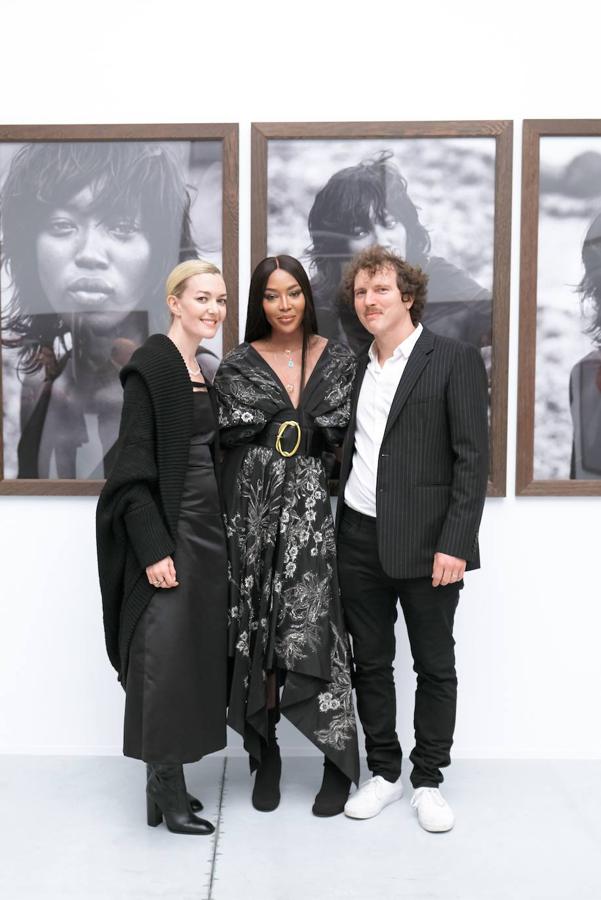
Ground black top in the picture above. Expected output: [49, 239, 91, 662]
[191, 384, 216, 443]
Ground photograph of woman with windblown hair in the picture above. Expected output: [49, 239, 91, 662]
[265, 141, 495, 357]
[0, 139, 223, 481]
[530, 136, 601, 481]
[570, 211, 601, 479]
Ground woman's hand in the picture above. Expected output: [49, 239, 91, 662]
[146, 556, 179, 589]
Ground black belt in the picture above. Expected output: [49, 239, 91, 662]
[254, 420, 325, 458]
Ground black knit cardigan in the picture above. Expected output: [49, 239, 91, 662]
[96, 333, 195, 681]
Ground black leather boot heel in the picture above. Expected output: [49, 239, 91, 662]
[146, 793, 163, 827]
[146, 764, 214, 835]
[251, 710, 281, 812]
[312, 756, 351, 817]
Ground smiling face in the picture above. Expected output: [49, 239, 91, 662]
[262, 268, 306, 339]
[35, 185, 152, 327]
[353, 264, 414, 343]
[167, 272, 227, 343]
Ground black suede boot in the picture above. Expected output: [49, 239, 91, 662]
[146, 763, 202, 812]
[146, 764, 214, 834]
[251, 710, 281, 812]
[312, 757, 351, 817]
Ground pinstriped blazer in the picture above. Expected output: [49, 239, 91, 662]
[336, 327, 489, 579]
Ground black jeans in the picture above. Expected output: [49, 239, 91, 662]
[338, 506, 460, 789]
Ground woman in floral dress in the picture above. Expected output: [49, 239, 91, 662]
[215, 255, 359, 816]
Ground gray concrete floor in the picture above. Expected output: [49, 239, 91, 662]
[1, 756, 600, 900]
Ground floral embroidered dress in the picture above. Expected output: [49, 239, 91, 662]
[215, 341, 360, 784]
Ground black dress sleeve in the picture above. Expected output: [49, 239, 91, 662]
[214, 346, 287, 448]
[312, 343, 357, 449]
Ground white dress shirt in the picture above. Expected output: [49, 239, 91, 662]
[344, 323, 423, 517]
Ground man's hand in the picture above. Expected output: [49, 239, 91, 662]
[146, 556, 179, 589]
[432, 552, 466, 587]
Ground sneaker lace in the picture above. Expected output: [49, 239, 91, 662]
[355, 776, 387, 799]
[411, 787, 444, 808]
[364, 777, 382, 794]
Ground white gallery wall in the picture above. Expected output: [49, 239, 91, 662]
[0, 0, 599, 759]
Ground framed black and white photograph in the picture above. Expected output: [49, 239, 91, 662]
[517, 120, 601, 495]
[251, 122, 512, 496]
[0, 124, 238, 494]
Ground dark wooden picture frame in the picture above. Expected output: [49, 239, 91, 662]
[517, 120, 601, 495]
[251, 121, 513, 496]
[0, 123, 238, 495]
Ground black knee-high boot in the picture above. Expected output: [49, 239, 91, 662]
[146, 764, 214, 835]
[252, 709, 281, 812]
[312, 756, 351, 817]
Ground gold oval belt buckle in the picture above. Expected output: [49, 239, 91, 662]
[275, 420, 302, 458]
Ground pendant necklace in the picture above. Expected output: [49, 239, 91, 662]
[262, 342, 302, 394]
[284, 347, 298, 394]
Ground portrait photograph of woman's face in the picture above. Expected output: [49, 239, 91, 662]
[0, 139, 224, 482]
[35, 184, 152, 326]
[533, 136, 601, 481]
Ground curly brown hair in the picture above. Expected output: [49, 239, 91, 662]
[341, 245, 429, 325]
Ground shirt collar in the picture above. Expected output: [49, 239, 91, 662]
[368, 322, 423, 366]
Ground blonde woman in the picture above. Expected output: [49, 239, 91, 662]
[97, 260, 228, 835]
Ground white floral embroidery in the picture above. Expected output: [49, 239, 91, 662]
[236, 631, 249, 656]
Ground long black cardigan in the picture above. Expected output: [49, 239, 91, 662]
[96, 333, 215, 682]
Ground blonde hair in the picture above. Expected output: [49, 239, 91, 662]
[166, 258, 222, 300]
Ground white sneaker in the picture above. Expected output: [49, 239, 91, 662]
[344, 775, 403, 819]
[411, 787, 455, 832]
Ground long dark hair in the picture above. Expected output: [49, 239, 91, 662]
[1, 141, 197, 375]
[580, 211, 601, 348]
[307, 150, 431, 300]
[245, 254, 318, 389]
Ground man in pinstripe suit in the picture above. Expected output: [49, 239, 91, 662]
[337, 246, 488, 832]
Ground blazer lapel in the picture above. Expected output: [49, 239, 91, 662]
[382, 328, 435, 442]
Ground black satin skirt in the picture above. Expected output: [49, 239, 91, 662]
[123, 439, 228, 763]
